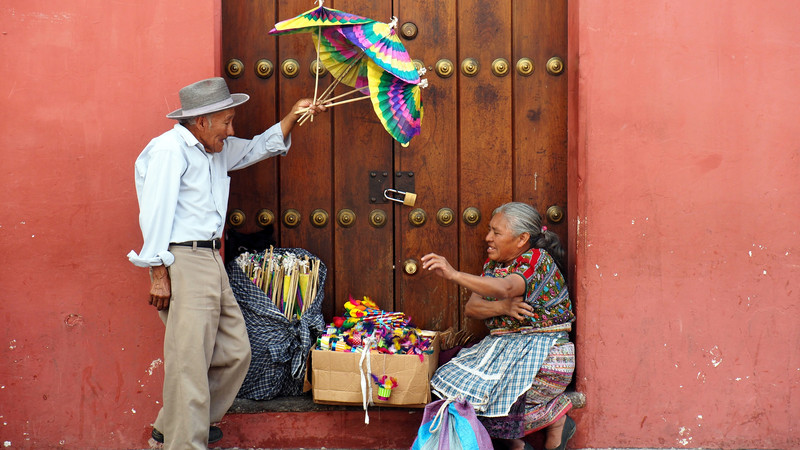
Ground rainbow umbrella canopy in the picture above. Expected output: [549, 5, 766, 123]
[268, 2, 372, 36]
[337, 19, 420, 85]
[311, 26, 370, 89]
[367, 60, 424, 145]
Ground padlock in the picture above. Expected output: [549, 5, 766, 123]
[383, 189, 417, 207]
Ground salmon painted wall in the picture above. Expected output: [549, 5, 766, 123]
[0, 1, 221, 448]
[1, 1, 798, 450]
[569, 1, 799, 449]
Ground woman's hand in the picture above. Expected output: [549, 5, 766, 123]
[421, 253, 459, 281]
[502, 296, 534, 321]
[464, 293, 534, 320]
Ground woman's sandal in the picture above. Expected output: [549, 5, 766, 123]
[545, 415, 576, 450]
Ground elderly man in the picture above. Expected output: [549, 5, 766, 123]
[128, 77, 324, 449]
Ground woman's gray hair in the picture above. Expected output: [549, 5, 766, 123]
[493, 202, 543, 238]
[492, 201, 566, 271]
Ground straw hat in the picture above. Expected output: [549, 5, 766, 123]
[166, 77, 249, 120]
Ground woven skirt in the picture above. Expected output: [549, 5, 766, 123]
[478, 341, 575, 439]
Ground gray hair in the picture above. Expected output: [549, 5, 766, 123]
[179, 114, 214, 127]
[492, 202, 543, 238]
[492, 201, 566, 271]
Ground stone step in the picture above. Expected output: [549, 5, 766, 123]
[217, 391, 585, 449]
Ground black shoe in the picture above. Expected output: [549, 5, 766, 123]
[545, 415, 576, 450]
[151, 426, 223, 444]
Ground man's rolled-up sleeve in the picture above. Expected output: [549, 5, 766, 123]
[128, 148, 183, 267]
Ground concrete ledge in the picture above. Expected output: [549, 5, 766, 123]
[230, 390, 586, 414]
[230, 392, 371, 413]
[223, 392, 586, 449]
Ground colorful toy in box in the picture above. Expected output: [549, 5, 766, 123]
[371, 374, 398, 401]
[315, 295, 433, 359]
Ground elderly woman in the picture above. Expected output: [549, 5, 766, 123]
[421, 202, 576, 450]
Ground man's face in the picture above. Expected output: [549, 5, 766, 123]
[198, 108, 236, 153]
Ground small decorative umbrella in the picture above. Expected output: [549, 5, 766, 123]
[312, 26, 370, 89]
[269, 1, 373, 111]
[272, 8, 425, 142]
[295, 25, 373, 124]
[367, 60, 425, 145]
[268, 1, 372, 36]
[337, 18, 420, 85]
[297, 18, 423, 125]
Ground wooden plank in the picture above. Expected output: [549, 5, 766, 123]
[276, 0, 337, 320]
[513, 0, 569, 249]
[331, 0, 395, 314]
[458, 0, 513, 335]
[393, 0, 460, 332]
[222, 0, 279, 237]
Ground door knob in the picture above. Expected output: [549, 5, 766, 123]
[369, 209, 387, 228]
[436, 208, 455, 226]
[516, 57, 534, 76]
[435, 59, 454, 78]
[492, 58, 509, 77]
[546, 56, 565, 75]
[226, 59, 244, 78]
[400, 22, 418, 40]
[403, 259, 419, 275]
[310, 209, 329, 227]
[408, 208, 427, 227]
[228, 209, 245, 227]
[283, 209, 301, 227]
[255, 59, 273, 79]
[281, 59, 299, 78]
[461, 58, 479, 77]
[256, 209, 275, 227]
[309, 59, 327, 77]
[546, 205, 565, 223]
[337, 209, 356, 228]
[463, 207, 481, 225]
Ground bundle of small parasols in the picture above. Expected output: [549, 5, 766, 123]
[234, 246, 322, 319]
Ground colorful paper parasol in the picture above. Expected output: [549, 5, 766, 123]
[337, 18, 420, 85]
[311, 26, 370, 89]
[367, 60, 424, 145]
[269, 2, 372, 36]
[294, 26, 372, 125]
[269, 1, 373, 107]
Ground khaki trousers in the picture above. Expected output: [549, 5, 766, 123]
[153, 245, 251, 450]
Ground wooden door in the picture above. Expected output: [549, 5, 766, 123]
[221, 0, 568, 335]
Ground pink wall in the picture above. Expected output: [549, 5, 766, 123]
[1, 1, 798, 449]
[569, 1, 799, 448]
[0, 1, 220, 448]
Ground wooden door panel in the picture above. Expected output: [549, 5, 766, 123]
[222, 0, 569, 333]
[394, 0, 460, 332]
[222, 0, 279, 237]
[331, 0, 395, 314]
[513, 1, 569, 252]
[277, 0, 337, 320]
[458, 0, 514, 335]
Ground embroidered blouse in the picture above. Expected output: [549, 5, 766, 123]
[481, 248, 574, 334]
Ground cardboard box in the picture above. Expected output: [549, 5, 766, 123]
[312, 332, 439, 408]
